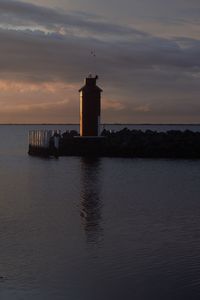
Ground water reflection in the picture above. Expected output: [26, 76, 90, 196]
[80, 157, 103, 244]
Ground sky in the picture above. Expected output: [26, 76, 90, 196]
[0, 0, 200, 123]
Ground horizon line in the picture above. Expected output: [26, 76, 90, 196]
[0, 123, 200, 126]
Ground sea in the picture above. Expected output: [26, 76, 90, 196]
[0, 124, 200, 299]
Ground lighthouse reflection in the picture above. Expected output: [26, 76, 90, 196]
[80, 157, 103, 244]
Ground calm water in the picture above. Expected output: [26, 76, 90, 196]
[0, 125, 200, 299]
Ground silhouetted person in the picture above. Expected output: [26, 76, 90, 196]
[51, 132, 60, 158]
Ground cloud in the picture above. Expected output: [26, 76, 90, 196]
[0, 26, 199, 84]
[0, 0, 147, 37]
[0, 0, 199, 123]
[134, 105, 151, 113]
[0, 79, 79, 123]
[0, 1, 199, 76]
[102, 99, 126, 111]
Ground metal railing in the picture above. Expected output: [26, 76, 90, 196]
[28, 130, 61, 149]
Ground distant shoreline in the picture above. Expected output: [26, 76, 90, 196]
[1, 123, 200, 126]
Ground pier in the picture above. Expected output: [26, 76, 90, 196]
[28, 128, 200, 159]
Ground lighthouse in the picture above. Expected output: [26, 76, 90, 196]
[79, 75, 103, 137]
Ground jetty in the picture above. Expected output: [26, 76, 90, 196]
[28, 128, 200, 159]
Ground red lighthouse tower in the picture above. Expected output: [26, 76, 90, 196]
[79, 75, 103, 137]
